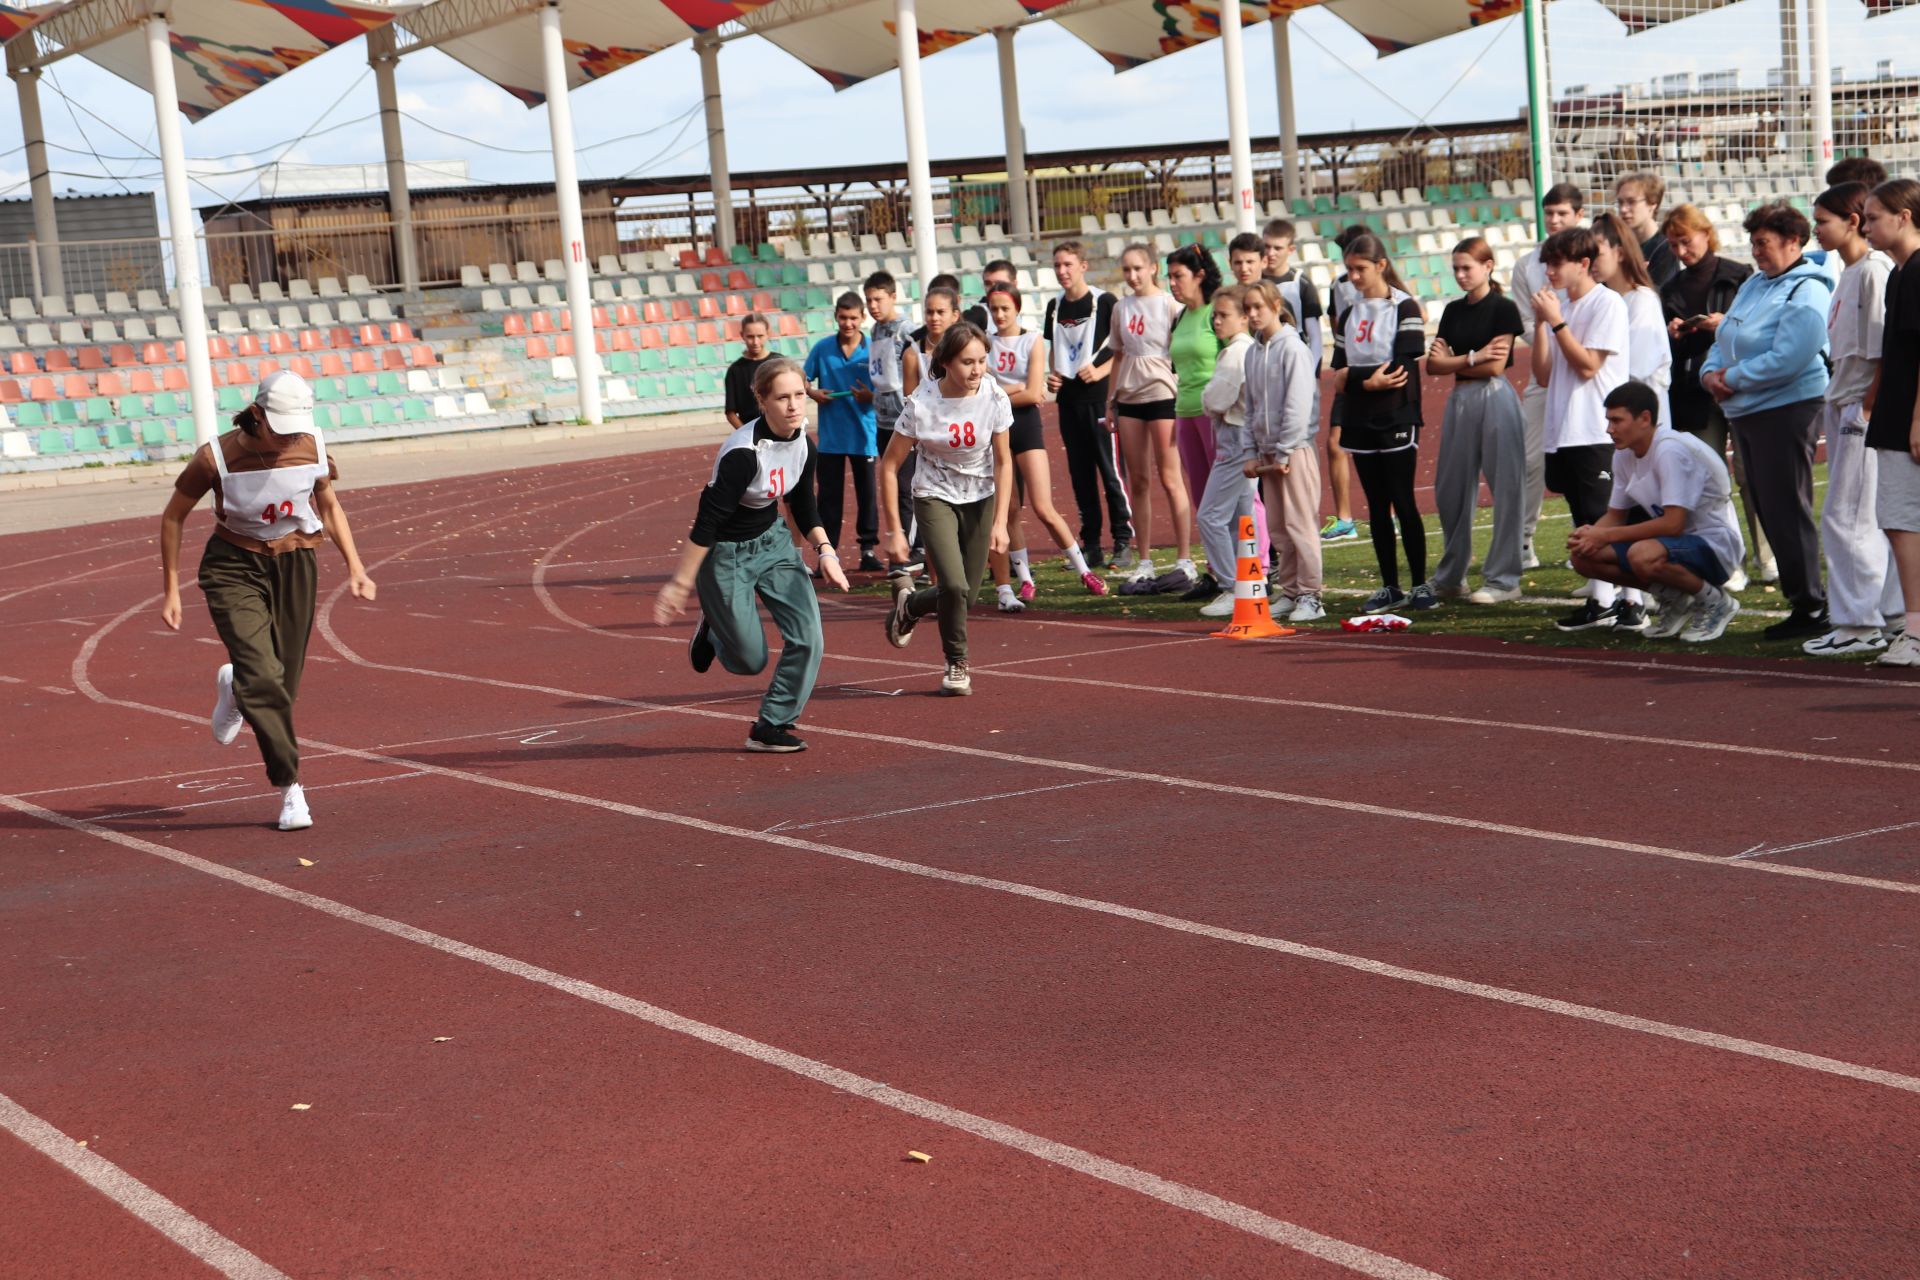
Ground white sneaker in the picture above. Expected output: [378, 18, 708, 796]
[277, 784, 312, 832]
[1680, 587, 1741, 644]
[211, 664, 244, 746]
[1758, 558, 1780, 585]
[1724, 567, 1750, 593]
[1519, 541, 1540, 571]
[1875, 632, 1920, 667]
[1802, 627, 1889, 658]
[1466, 585, 1522, 604]
[1199, 590, 1237, 619]
[1270, 593, 1297, 619]
[996, 584, 1026, 613]
[1288, 594, 1326, 623]
[941, 661, 973, 696]
[1126, 560, 1157, 585]
[1643, 587, 1696, 640]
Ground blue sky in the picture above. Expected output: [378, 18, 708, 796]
[0, 0, 1913, 216]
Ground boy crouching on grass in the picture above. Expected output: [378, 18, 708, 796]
[1566, 382, 1746, 643]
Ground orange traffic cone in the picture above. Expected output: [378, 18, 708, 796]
[1211, 511, 1295, 640]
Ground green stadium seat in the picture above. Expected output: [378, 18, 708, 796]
[14, 402, 45, 426]
[152, 392, 181, 415]
[337, 403, 367, 427]
[753, 266, 779, 288]
[217, 386, 248, 412]
[35, 428, 67, 454]
[50, 401, 80, 425]
[1335, 193, 1360, 212]
[1424, 185, 1446, 204]
[1467, 182, 1490, 199]
[781, 264, 806, 286]
[694, 370, 721, 395]
[756, 243, 778, 263]
[607, 351, 638, 374]
[639, 349, 667, 371]
[368, 402, 397, 425]
[403, 399, 429, 422]
[72, 427, 102, 451]
[85, 397, 113, 422]
[107, 422, 136, 448]
[778, 288, 805, 312]
[312, 378, 341, 402]
[668, 347, 694, 369]
[348, 374, 377, 398]
[696, 344, 723, 366]
[141, 421, 168, 447]
[804, 286, 830, 308]
[376, 371, 406, 395]
[730, 244, 753, 265]
[312, 406, 337, 430]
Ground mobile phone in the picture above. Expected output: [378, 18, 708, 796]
[1683, 315, 1711, 330]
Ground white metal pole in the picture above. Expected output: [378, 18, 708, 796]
[894, 0, 939, 289]
[1221, 0, 1255, 232]
[1271, 13, 1302, 207]
[147, 16, 217, 447]
[369, 27, 419, 293]
[1807, 0, 1833, 170]
[539, 2, 602, 425]
[8, 56, 64, 299]
[994, 28, 1030, 239]
[697, 34, 735, 255]
[1523, 0, 1553, 231]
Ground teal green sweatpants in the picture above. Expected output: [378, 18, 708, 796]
[695, 525, 824, 728]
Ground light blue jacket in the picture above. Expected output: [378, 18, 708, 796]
[1699, 256, 1832, 419]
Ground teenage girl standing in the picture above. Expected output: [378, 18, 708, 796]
[656, 358, 850, 752]
[880, 323, 1014, 696]
[1593, 213, 1674, 432]
[1240, 281, 1326, 622]
[1427, 237, 1527, 604]
[158, 371, 376, 831]
[1333, 234, 1435, 613]
[982, 284, 1107, 611]
[1108, 243, 1195, 590]
[1167, 244, 1223, 589]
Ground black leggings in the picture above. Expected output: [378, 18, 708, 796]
[1352, 449, 1426, 589]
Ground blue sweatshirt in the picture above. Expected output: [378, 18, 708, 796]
[1699, 256, 1832, 418]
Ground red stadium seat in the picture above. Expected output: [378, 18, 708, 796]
[350, 351, 377, 374]
[525, 336, 552, 359]
[724, 294, 747, 316]
[8, 352, 34, 375]
[267, 332, 294, 355]
[224, 361, 251, 385]
[206, 337, 232, 359]
[723, 319, 741, 340]
[0, 379, 22, 403]
[161, 367, 188, 391]
[667, 324, 694, 347]
[700, 272, 724, 293]
[529, 311, 553, 334]
[76, 347, 106, 371]
[613, 304, 638, 326]
[235, 334, 263, 357]
[696, 296, 721, 319]
[329, 327, 354, 348]
[703, 246, 726, 268]
[593, 332, 611, 354]
[289, 356, 316, 379]
[96, 371, 126, 396]
[751, 291, 775, 313]
[109, 343, 139, 367]
[141, 342, 170, 365]
[299, 329, 328, 351]
[409, 344, 437, 367]
[553, 333, 575, 356]
[61, 374, 90, 398]
[642, 301, 666, 324]
[256, 358, 282, 379]
[609, 329, 635, 351]
[380, 348, 406, 370]
[318, 354, 348, 377]
[589, 308, 609, 328]
[677, 249, 700, 269]
[779, 314, 803, 336]
[503, 313, 527, 336]
[388, 322, 413, 342]
[27, 376, 59, 399]
[127, 369, 157, 394]
[42, 349, 73, 372]
[670, 298, 693, 321]
[638, 327, 663, 350]
[696, 321, 721, 344]
[357, 323, 384, 347]
[727, 269, 751, 291]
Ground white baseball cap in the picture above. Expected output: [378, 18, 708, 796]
[254, 369, 316, 436]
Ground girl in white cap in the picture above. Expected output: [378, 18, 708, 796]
[158, 370, 376, 831]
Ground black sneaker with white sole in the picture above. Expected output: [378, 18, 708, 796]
[1555, 600, 1620, 632]
[689, 618, 715, 673]
[1404, 583, 1439, 611]
[1178, 572, 1219, 603]
[1614, 601, 1648, 632]
[1361, 585, 1408, 614]
[745, 720, 806, 752]
[885, 579, 919, 649]
[1762, 606, 1829, 641]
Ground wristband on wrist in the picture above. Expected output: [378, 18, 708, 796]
[815, 544, 838, 558]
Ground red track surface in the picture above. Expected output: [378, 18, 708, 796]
[3, 437, 1919, 1279]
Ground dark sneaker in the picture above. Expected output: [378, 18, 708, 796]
[885, 578, 918, 649]
[1762, 606, 1829, 641]
[1404, 583, 1440, 611]
[1361, 585, 1408, 614]
[1082, 545, 1107, 570]
[1179, 571, 1219, 602]
[689, 618, 716, 673]
[1615, 601, 1648, 632]
[1555, 600, 1620, 632]
[745, 720, 806, 752]
[857, 551, 884, 573]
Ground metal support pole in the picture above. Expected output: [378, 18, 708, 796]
[8, 53, 63, 300]
[147, 16, 217, 446]
[1270, 12, 1303, 207]
[1220, 0, 1255, 232]
[368, 27, 419, 292]
[1522, 0, 1553, 230]
[697, 34, 735, 254]
[994, 28, 1030, 239]
[1807, 0, 1833, 168]
[894, 0, 939, 288]
[539, 2, 602, 424]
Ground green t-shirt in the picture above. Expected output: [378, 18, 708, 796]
[1170, 302, 1219, 418]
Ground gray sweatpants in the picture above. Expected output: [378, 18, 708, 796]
[1434, 378, 1528, 594]
[1198, 422, 1258, 584]
[1520, 381, 1546, 548]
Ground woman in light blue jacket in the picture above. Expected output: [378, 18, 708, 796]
[1700, 201, 1834, 639]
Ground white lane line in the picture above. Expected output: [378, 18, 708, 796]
[90, 771, 430, 823]
[0, 1089, 289, 1280]
[768, 779, 1119, 833]
[58, 639, 1920, 1098]
[1731, 820, 1920, 861]
[0, 794, 1445, 1280]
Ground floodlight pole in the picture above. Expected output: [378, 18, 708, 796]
[1807, 0, 1832, 169]
[696, 34, 735, 254]
[1220, 0, 1255, 232]
[146, 14, 218, 447]
[368, 26, 419, 292]
[1271, 13, 1301, 207]
[1522, 0, 1552, 231]
[7, 51, 63, 300]
[894, 0, 939, 289]
[539, 1, 601, 425]
[994, 28, 1030, 239]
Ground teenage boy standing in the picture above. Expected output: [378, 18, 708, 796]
[805, 292, 881, 571]
[1615, 170, 1680, 289]
[1512, 184, 1588, 568]
[1043, 241, 1131, 566]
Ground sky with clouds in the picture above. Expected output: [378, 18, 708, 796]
[0, 0, 1913, 220]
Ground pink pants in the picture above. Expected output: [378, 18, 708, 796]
[1262, 444, 1324, 596]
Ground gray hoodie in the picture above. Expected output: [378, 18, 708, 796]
[1244, 325, 1318, 460]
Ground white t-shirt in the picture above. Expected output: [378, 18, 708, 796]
[898, 378, 1012, 505]
[988, 329, 1040, 392]
[1827, 250, 1892, 406]
[1544, 285, 1630, 452]
[1608, 427, 1746, 576]
[1622, 285, 1673, 427]
[1111, 292, 1177, 403]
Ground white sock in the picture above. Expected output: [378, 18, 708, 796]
[1622, 587, 1645, 606]
[997, 582, 1018, 603]
[1590, 580, 1618, 607]
[1063, 545, 1090, 575]
[1010, 548, 1032, 583]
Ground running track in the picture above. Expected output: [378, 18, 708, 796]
[2, 440, 1917, 1279]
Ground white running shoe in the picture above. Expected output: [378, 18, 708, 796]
[941, 661, 973, 696]
[995, 584, 1026, 613]
[277, 784, 312, 832]
[1519, 541, 1541, 570]
[1680, 587, 1741, 644]
[1270, 594, 1297, 619]
[1288, 594, 1326, 622]
[211, 664, 244, 746]
[1874, 631, 1920, 667]
[1802, 627, 1889, 658]
[1758, 558, 1780, 585]
[1199, 590, 1236, 618]
[1724, 566, 1750, 593]
[1466, 585, 1523, 604]
[1642, 587, 1696, 640]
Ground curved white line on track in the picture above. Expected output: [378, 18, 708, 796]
[2, 790, 1449, 1280]
[0, 1089, 289, 1280]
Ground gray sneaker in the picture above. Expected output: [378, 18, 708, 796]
[1289, 593, 1326, 623]
[941, 660, 972, 696]
[1642, 586, 1695, 639]
[1680, 587, 1740, 644]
